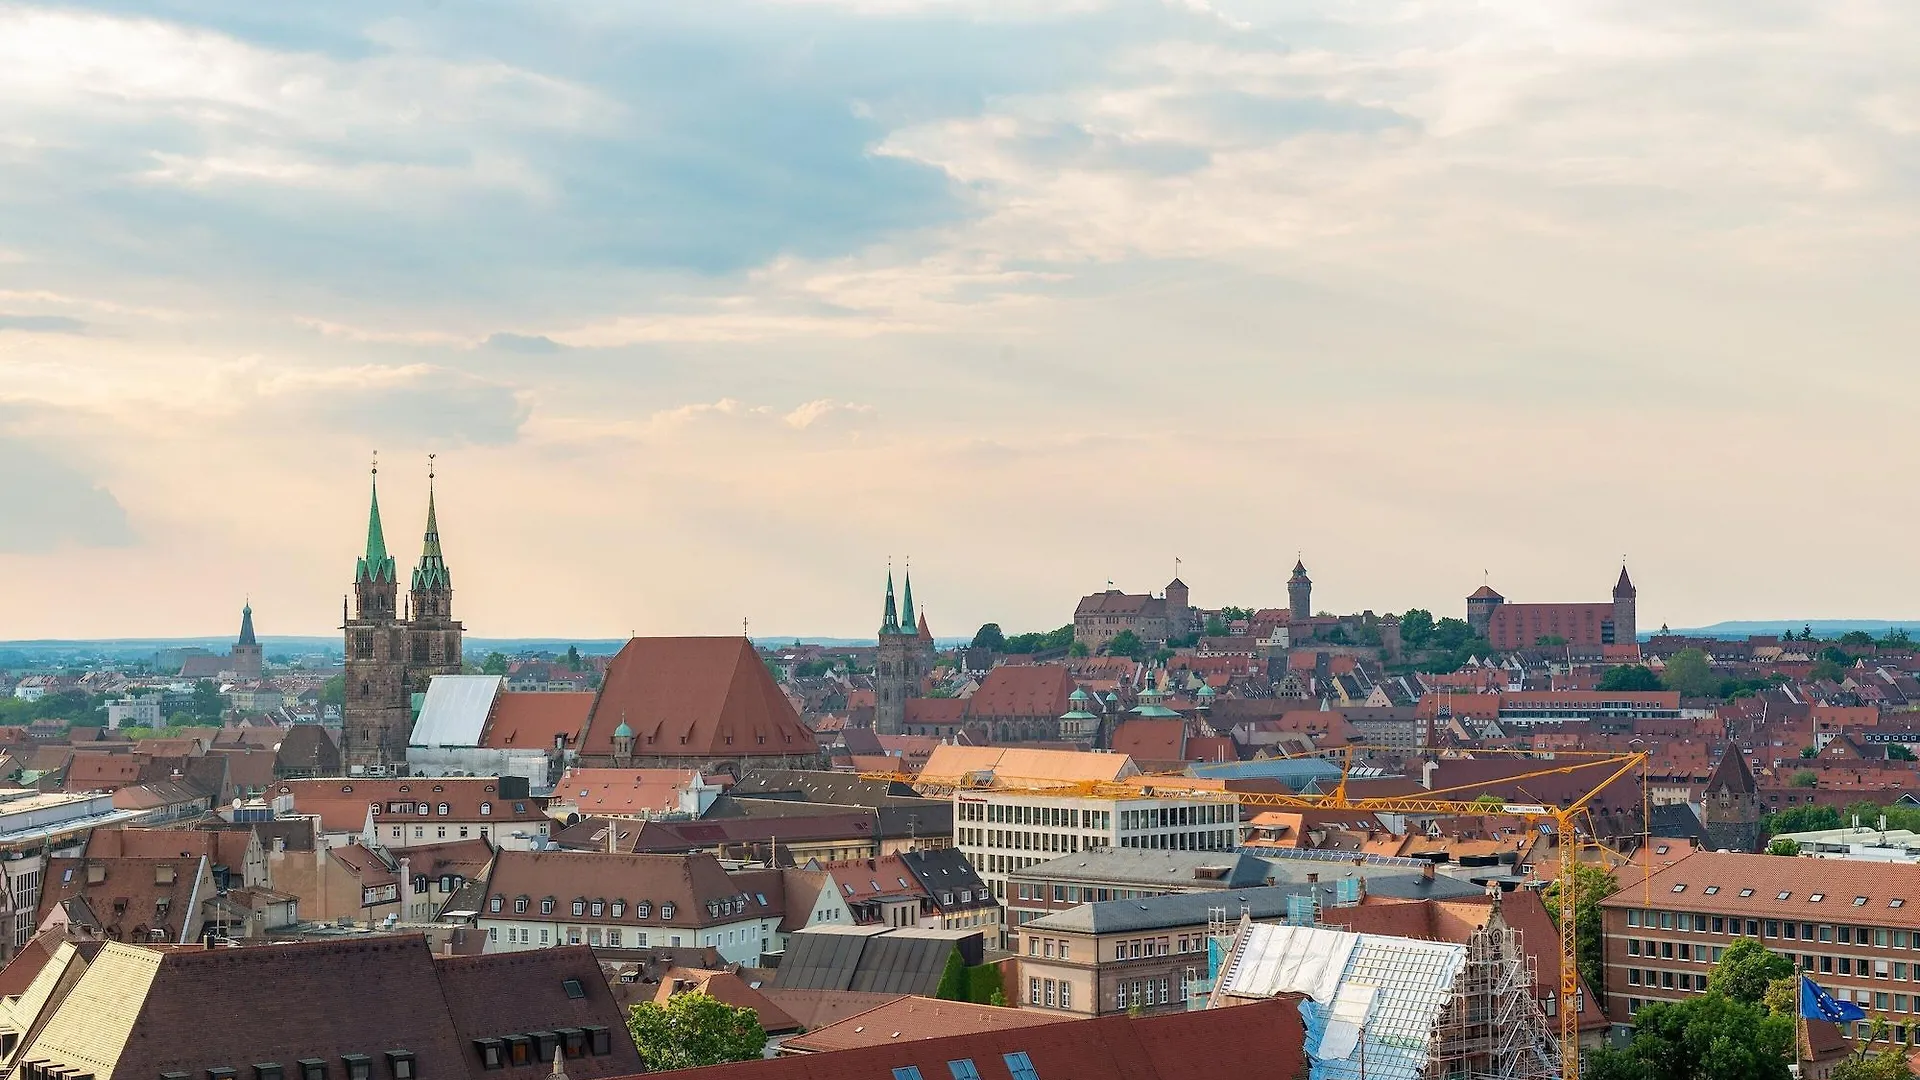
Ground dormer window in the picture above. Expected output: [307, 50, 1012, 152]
[255, 1066, 283, 1080]
[297, 1060, 326, 1080]
[572, 900, 586, 917]
[480, 802, 492, 816]
[384, 1053, 416, 1080]
[591, 900, 604, 918]
[541, 898, 555, 915]
[612, 900, 626, 918]
[340, 1055, 372, 1080]
[490, 896, 503, 913]
[438, 803, 450, 816]
[515, 896, 528, 914]
[661, 902, 675, 919]
[636, 901, 650, 919]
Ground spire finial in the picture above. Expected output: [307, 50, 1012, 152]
[428, 452, 436, 482]
[371, 449, 378, 476]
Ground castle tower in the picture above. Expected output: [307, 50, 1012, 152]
[1288, 559, 1312, 621]
[1164, 577, 1191, 634]
[1466, 584, 1504, 637]
[874, 568, 932, 737]
[343, 464, 411, 774]
[231, 601, 263, 680]
[1698, 749, 1760, 853]
[406, 463, 463, 687]
[1612, 565, 1638, 646]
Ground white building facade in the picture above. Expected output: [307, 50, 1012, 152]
[953, 791, 1242, 906]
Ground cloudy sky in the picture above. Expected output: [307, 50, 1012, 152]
[2, 0, 1916, 641]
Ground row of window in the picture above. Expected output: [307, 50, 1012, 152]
[156, 1053, 418, 1080]
[891, 1053, 1040, 1080]
[1628, 908, 1918, 948]
[961, 829, 1100, 856]
[475, 1028, 616, 1068]
[1115, 976, 1181, 1009]
[958, 803, 1111, 829]
[1013, 883, 1168, 905]
[1116, 830, 1234, 851]
[1028, 977, 1073, 1009]
[490, 896, 688, 920]
[1027, 936, 1070, 960]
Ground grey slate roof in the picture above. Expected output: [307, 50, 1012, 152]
[1026, 869, 1482, 936]
[774, 925, 978, 996]
[1013, 849, 1275, 890]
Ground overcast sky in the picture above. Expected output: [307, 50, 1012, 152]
[2, 0, 1917, 641]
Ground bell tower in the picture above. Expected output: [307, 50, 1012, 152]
[874, 566, 926, 736]
[407, 456, 463, 689]
[343, 458, 410, 775]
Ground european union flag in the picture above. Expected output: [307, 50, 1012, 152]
[1800, 975, 1867, 1022]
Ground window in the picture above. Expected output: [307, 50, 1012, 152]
[591, 900, 604, 917]
[1740, 889, 1755, 898]
[1810, 894, 1824, 903]
[255, 1067, 284, 1080]
[637, 901, 651, 918]
[481, 802, 492, 816]
[1704, 885, 1720, 895]
[894, 1070, 925, 1080]
[542, 898, 555, 915]
[1856, 897, 1870, 907]
[1778, 892, 1793, 901]
[948, 1061, 982, 1080]
[1030, 977, 1042, 1005]
[341, 1056, 372, 1080]
[515, 897, 528, 914]
[298, 1062, 326, 1080]
[572, 901, 585, 917]
[661, 903, 675, 919]
[1896, 900, 1908, 909]
[1059, 983, 1070, 1009]
[1004, 1054, 1040, 1080]
[1671, 884, 1686, 894]
[490, 896, 503, 913]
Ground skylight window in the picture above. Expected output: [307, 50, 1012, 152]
[1672, 884, 1687, 893]
[948, 1061, 983, 1080]
[1777, 891, 1792, 901]
[1854, 896, 1870, 907]
[1809, 893, 1825, 903]
[1893, 899, 1907, 909]
[894, 1070, 924, 1080]
[1740, 889, 1754, 898]
[1004, 1053, 1040, 1080]
[1704, 886, 1720, 896]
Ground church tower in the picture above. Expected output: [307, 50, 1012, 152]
[231, 601, 263, 680]
[1288, 559, 1313, 621]
[874, 567, 931, 736]
[1612, 565, 1638, 646]
[343, 464, 412, 775]
[406, 462, 463, 689]
[1698, 749, 1760, 853]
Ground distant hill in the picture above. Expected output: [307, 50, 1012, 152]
[1653, 620, 1920, 640]
[0, 633, 965, 665]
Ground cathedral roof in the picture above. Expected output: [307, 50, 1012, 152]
[355, 471, 397, 584]
[237, 602, 256, 647]
[1615, 565, 1637, 597]
[583, 637, 817, 759]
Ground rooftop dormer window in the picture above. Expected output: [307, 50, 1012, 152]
[661, 902, 675, 919]
[341, 1055, 372, 1080]
[542, 897, 555, 915]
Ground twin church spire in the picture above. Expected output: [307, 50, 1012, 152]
[352, 457, 452, 594]
[879, 564, 930, 640]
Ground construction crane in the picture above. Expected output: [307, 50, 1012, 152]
[872, 746, 1649, 1080]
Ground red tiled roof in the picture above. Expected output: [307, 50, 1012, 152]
[584, 637, 817, 758]
[1111, 719, 1185, 762]
[483, 691, 595, 749]
[783, 996, 1068, 1053]
[964, 666, 1076, 721]
[656, 994, 1307, 1080]
[653, 967, 803, 1034]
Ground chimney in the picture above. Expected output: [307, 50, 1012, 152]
[1306, 873, 1318, 884]
[399, 857, 414, 918]
[1422, 861, 1436, 881]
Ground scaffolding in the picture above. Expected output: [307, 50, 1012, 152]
[1428, 891, 1558, 1080]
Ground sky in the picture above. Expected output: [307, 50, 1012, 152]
[1, 0, 1917, 641]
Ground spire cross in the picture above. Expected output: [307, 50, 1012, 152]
[371, 449, 378, 476]
[428, 452, 436, 482]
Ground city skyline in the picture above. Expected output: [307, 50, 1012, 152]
[3, 2, 1918, 638]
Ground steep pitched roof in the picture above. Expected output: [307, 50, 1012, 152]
[1703, 748, 1756, 795]
[483, 691, 595, 749]
[783, 997, 1067, 1053]
[583, 637, 816, 758]
[964, 666, 1076, 720]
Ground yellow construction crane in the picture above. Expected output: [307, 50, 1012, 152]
[871, 746, 1649, 1080]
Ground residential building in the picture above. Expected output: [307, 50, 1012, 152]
[1599, 850, 1920, 1048]
[821, 849, 1000, 932]
[778, 996, 1067, 1055]
[1006, 849, 1278, 927]
[954, 789, 1243, 909]
[274, 775, 549, 850]
[548, 767, 723, 820]
[0, 935, 641, 1078]
[0, 789, 143, 959]
[467, 848, 783, 963]
[104, 695, 163, 731]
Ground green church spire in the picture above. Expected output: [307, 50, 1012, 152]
[411, 457, 451, 591]
[355, 461, 397, 584]
[880, 568, 901, 636]
[901, 566, 917, 630]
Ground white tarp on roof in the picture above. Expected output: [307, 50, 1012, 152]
[1218, 921, 1468, 1080]
[411, 675, 502, 749]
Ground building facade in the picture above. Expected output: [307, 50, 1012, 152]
[342, 467, 464, 775]
[952, 791, 1241, 908]
[1469, 566, 1639, 652]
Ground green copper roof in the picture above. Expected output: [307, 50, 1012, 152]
[901, 570, 916, 630]
[1197, 684, 1216, 697]
[1129, 703, 1182, 718]
[411, 481, 452, 591]
[355, 472, 397, 584]
[613, 720, 634, 738]
[1069, 688, 1090, 701]
[237, 602, 256, 646]
[1060, 709, 1099, 721]
[879, 570, 901, 636]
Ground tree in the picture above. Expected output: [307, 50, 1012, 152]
[1104, 630, 1145, 660]
[1841, 630, 1877, 649]
[190, 679, 225, 722]
[481, 652, 509, 675]
[1832, 1047, 1916, 1080]
[1399, 609, 1435, 648]
[1586, 991, 1794, 1080]
[1881, 628, 1914, 651]
[1764, 804, 1840, 835]
[1535, 634, 1568, 647]
[1661, 649, 1717, 697]
[1890, 745, 1917, 762]
[627, 992, 766, 1071]
[1800, 745, 1820, 759]
[971, 623, 1006, 652]
[1811, 658, 1847, 683]
[1791, 770, 1819, 788]
[565, 644, 582, 671]
[936, 949, 967, 1001]
[1204, 615, 1229, 637]
[1767, 838, 1801, 856]
[1068, 641, 1089, 658]
[1821, 645, 1855, 669]
[1599, 665, 1664, 692]
[1707, 939, 1794, 1005]
[1219, 606, 1254, 622]
[1543, 862, 1615, 1005]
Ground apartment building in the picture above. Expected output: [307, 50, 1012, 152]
[1600, 852, 1920, 1046]
[952, 790, 1242, 905]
